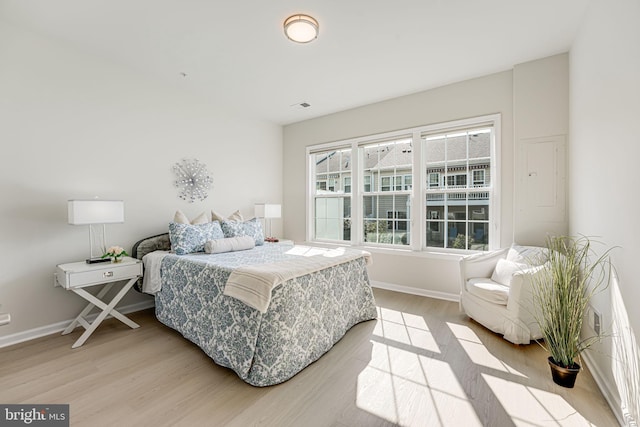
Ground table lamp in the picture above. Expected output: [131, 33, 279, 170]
[68, 199, 124, 263]
[254, 203, 281, 242]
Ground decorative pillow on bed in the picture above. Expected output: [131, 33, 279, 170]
[169, 221, 224, 254]
[220, 218, 264, 246]
[173, 210, 210, 225]
[205, 236, 255, 254]
[211, 209, 244, 222]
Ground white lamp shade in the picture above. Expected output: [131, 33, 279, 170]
[68, 200, 124, 225]
[254, 203, 281, 219]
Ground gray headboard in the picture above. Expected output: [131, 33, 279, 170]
[132, 233, 171, 260]
[131, 232, 171, 293]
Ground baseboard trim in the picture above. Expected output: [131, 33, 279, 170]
[0, 300, 155, 349]
[582, 350, 630, 427]
[370, 280, 460, 302]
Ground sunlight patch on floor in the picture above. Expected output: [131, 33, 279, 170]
[447, 322, 527, 378]
[357, 344, 482, 426]
[357, 308, 482, 426]
[375, 307, 440, 354]
[482, 374, 595, 426]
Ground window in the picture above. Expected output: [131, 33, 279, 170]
[311, 148, 352, 242]
[424, 127, 492, 251]
[446, 174, 467, 187]
[428, 173, 440, 188]
[382, 174, 412, 191]
[362, 138, 412, 246]
[472, 169, 485, 186]
[387, 211, 408, 231]
[363, 175, 371, 192]
[381, 176, 392, 192]
[344, 176, 352, 193]
[403, 175, 413, 190]
[307, 114, 499, 252]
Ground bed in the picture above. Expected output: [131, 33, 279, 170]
[132, 233, 377, 387]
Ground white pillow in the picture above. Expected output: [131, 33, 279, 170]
[204, 236, 255, 254]
[491, 258, 526, 287]
[211, 209, 244, 222]
[173, 210, 210, 225]
[506, 244, 547, 266]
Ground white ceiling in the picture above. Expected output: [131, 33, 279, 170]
[0, 1, 590, 125]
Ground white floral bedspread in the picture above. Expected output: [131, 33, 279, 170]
[154, 244, 377, 386]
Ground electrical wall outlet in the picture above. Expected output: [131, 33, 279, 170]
[53, 272, 61, 287]
[586, 305, 602, 335]
[0, 313, 10, 326]
[0, 306, 10, 326]
[593, 309, 601, 335]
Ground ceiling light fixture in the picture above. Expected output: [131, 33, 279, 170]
[284, 14, 319, 43]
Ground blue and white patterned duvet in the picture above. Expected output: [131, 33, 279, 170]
[154, 244, 377, 386]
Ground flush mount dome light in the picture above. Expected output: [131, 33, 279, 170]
[284, 14, 319, 43]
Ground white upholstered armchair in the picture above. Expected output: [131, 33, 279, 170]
[459, 244, 547, 345]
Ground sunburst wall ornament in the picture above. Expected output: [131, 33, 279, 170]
[172, 158, 213, 203]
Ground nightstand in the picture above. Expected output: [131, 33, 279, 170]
[55, 257, 143, 348]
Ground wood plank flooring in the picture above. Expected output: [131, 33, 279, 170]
[0, 288, 618, 426]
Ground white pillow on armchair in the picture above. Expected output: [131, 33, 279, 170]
[491, 258, 527, 286]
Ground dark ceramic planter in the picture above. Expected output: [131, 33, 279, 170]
[548, 357, 581, 388]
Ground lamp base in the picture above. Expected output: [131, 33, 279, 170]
[86, 257, 111, 264]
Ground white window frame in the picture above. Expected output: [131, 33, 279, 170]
[363, 175, 371, 192]
[446, 173, 468, 188]
[472, 169, 486, 187]
[428, 172, 440, 188]
[361, 138, 413, 248]
[381, 176, 392, 192]
[307, 148, 353, 243]
[344, 176, 352, 194]
[306, 113, 501, 253]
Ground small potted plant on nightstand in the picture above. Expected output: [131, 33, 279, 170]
[531, 235, 614, 388]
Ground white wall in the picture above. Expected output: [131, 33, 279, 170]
[570, 0, 640, 424]
[283, 58, 569, 298]
[283, 71, 515, 298]
[0, 21, 282, 339]
[513, 54, 569, 245]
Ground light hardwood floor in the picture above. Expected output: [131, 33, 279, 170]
[1, 288, 618, 426]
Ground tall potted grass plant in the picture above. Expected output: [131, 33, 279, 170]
[531, 235, 613, 388]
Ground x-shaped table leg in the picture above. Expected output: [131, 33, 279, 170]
[62, 277, 140, 348]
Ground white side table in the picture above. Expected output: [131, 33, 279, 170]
[55, 257, 143, 348]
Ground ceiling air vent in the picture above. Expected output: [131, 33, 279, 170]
[290, 102, 311, 109]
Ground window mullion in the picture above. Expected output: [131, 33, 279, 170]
[351, 141, 361, 245]
[411, 131, 422, 251]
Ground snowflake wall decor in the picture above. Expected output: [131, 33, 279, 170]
[172, 158, 213, 203]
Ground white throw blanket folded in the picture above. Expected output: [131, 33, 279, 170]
[205, 235, 255, 254]
[224, 246, 372, 313]
[142, 251, 169, 294]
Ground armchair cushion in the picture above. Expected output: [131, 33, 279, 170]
[466, 278, 509, 305]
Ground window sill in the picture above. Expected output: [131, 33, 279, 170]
[303, 240, 471, 261]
